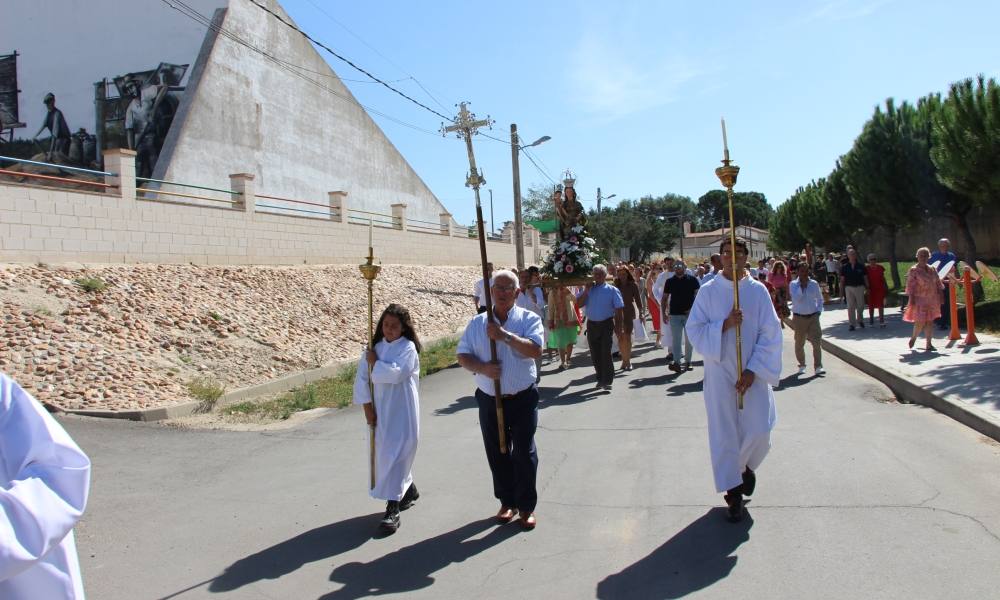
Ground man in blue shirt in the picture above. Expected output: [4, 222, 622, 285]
[577, 264, 624, 390]
[929, 238, 957, 330]
[457, 270, 544, 530]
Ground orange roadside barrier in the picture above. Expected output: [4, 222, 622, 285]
[948, 274, 961, 341]
[962, 268, 979, 346]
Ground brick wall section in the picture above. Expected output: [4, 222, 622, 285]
[0, 181, 521, 266]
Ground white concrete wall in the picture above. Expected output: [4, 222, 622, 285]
[0, 181, 519, 266]
[157, 0, 454, 227]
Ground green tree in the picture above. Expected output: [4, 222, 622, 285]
[520, 182, 559, 222]
[768, 193, 807, 252]
[695, 190, 775, 231]
[843, 99, 922, 288]
[820, 160, 864, 248]
[930, 75, 1000, 263]
[587, 199, 679, 263]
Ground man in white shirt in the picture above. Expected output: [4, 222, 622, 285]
[457, 270, 544, 530]
[472, 262, 494, 313]
[789, 262, 825, 375]
[516, 268, 546, 380]
[824, 253, 840, 299]
[700, 253, 723, 286]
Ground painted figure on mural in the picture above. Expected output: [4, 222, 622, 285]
[32, 93, 71, 161]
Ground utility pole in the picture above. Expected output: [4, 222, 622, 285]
[488, 188, 494, 237]
[597, 187, 602, 212]
[442, 102, 508, 454]
[679, 217, 685, 258]
[510, 124, 524, 270]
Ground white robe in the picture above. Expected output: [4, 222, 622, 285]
[1, 373, 90, 600]
[685, 274, 782, 493]
[353, 338, 420, 501]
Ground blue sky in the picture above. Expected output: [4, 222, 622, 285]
[281, 0, 997, 228]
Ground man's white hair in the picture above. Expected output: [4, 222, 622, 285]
[592, 264, 607, 275]
[938, 238, 950, 246]
[492, 269, 518, 287]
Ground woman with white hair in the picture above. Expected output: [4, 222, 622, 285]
[903, 247, 944, 351]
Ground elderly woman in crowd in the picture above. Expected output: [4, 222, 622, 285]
[903, 246, 945, 351]
[767, 260, 791, 326]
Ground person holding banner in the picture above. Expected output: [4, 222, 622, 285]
[353, 304, 422, 534]
[686, 238, 782, 523]
[457, 270, 544, 530]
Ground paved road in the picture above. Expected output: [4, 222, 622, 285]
[63, 335, 1000, 599]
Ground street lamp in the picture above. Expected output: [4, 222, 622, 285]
[596, 189, 616, 212]
[511, 124, 551, 270]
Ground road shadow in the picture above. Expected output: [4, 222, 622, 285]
[775, 372, 818, 390]
[630, 372, 678, 388]
[898, 350, 942, 364]
[207, 513, 377, 593]
[921, 354, 1000, 410]
[319, 518, 519, 599]
[434, 395, 477, 415]
[595, 508, 753, 599]
[664, 379, 703, 396]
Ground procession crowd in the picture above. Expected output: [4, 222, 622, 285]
[1, 235, 967, 599]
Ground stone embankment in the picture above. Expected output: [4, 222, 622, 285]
[0, 263, 480, 412]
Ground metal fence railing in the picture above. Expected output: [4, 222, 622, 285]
[0, 155, 118, 190]
[135, 176, 240, 205]
[347, 208, 400, 229]
[255, 192, 339, 219]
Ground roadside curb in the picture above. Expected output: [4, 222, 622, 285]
[820, 334, 1000, 443]
[63, 328, 465, 422]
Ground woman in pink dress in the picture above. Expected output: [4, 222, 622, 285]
[767, 260, 791, 326]
[903, 247, 944, 351]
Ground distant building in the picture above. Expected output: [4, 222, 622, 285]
[679, 222, 769, 261]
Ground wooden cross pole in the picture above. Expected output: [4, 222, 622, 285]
[442, 102, 508, 454]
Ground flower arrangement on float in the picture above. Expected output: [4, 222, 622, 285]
[541, 224, 603, 280]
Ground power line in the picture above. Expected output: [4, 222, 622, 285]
[302, 0, 453, 113]
[246, 0, 453, 122]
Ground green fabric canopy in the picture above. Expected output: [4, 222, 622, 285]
[526, 219, 559, 233]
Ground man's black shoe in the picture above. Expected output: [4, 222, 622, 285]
[399, 483, 420, 511]
[724, 489, 744, 523]
[380, 501, 400, 533]
[742, 468, 756, 497]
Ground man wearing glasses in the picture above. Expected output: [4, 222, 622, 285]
[457, 270, 544, 530]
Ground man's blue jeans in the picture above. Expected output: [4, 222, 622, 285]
[668, 314, 693, 365]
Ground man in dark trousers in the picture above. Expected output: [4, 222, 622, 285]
[577, 264, 624, 391]
[663, 261, 701, 372]
[457, 269, 544, 530]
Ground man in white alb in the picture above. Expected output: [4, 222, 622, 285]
[686, 238, 782, 522]
[1, 372, 91, 599]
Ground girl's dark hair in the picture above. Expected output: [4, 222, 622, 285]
[372, 303, 422, 353]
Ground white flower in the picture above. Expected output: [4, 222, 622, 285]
[554, 261, 563, 273]
[584, 237, 595, 245]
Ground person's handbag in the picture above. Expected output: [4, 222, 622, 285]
[633, 317, 648, 342]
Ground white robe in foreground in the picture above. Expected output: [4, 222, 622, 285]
[686, 274, 782, 493]
[353, 338, 420, 501]
[1, 373, 91, 600]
